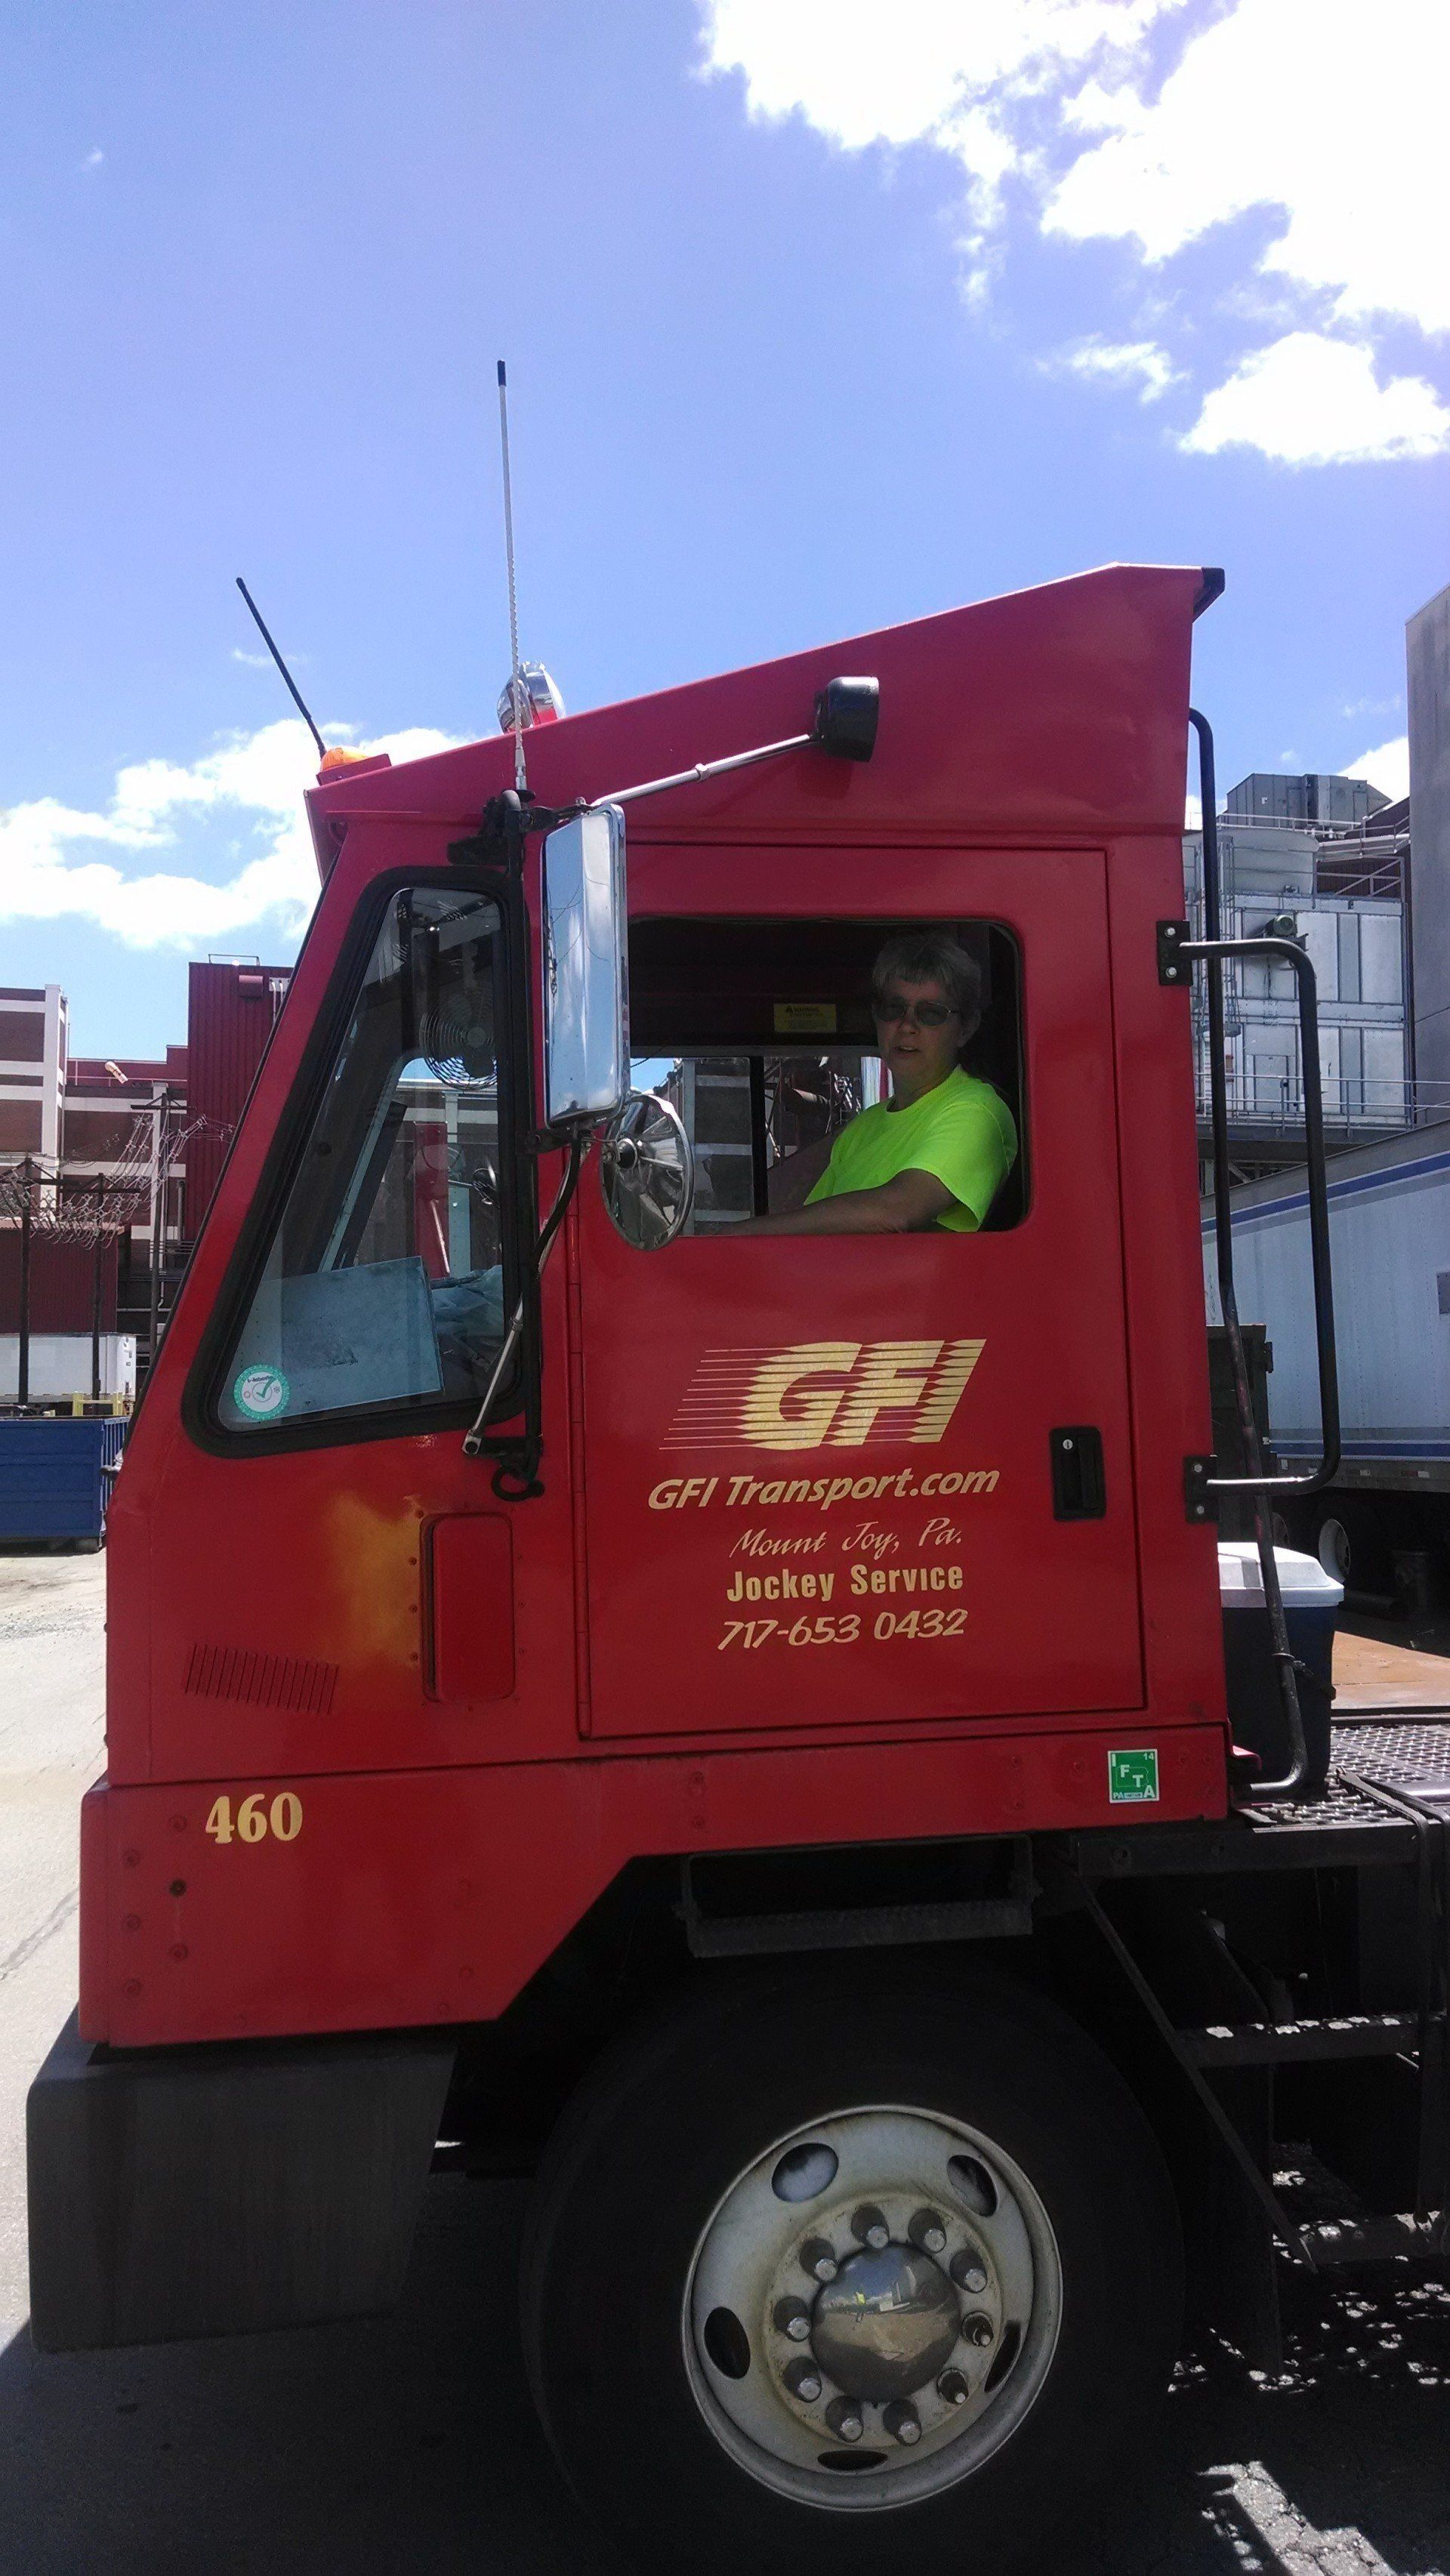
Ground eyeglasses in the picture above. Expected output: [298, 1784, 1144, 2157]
[872, 992, 958, 1029]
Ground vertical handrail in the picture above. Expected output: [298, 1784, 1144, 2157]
[1189, 711, 1308, 1797]
[1186, 933, 1340, 1495]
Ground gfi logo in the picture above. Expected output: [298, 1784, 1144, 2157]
[662, 1338, 985, 1453]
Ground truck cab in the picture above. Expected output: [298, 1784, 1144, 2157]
[94, 564, 1226, 2052]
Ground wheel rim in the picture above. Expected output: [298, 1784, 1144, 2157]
[683, 2103, 1063, 2512]
[1318, 1517, 1351, 1583]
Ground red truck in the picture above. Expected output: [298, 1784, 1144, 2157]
[27, 564, 1450, 2574]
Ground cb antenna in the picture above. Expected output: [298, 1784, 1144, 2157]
[235, 578, 326, 763]
[497, 359, 527, 795]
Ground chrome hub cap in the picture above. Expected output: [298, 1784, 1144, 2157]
[683, 2105, 1062, 2511]
[810, 2244, 959, 2402]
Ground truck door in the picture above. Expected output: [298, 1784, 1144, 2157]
[574, 843, 1143, 1740]
[128, 860, 579, 1786]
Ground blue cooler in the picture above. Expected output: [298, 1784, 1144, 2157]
[1219, 1541, 1343, 1789]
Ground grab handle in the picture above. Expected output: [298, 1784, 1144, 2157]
[1182, 930, 1340, 1495]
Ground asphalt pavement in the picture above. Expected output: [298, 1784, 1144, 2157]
[4, 1550, 1450, 2574]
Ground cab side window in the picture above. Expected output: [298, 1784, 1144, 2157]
[628, 917, 1026, 1235]
[214, 887, 511, 1434]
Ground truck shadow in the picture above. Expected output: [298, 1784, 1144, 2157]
[0, 2179, 610, 2576]
[2, 2183, 1450, 2574]
[1056, 2257, 1450, 2576]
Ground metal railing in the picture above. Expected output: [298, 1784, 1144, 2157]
[1218, 804, 1393, 832]
[1182, 882, 1404, 922]
[1311, 860, 1405, 901]
[1192, 1074, 1450, 1137]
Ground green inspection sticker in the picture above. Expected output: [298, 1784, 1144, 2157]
[233, 1364, 290, 1422]
[1108, 1747, 1160, 1805]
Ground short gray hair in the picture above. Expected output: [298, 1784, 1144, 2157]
[871, 930, 983, 1032]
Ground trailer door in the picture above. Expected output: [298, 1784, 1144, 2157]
[574, 844, 1145, 1741]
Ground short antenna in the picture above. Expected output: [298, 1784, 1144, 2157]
[235, 577, 326, 763]
[497, 359, 527, 794]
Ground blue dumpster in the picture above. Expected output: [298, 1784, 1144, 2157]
[0, 1418, 128, 1544]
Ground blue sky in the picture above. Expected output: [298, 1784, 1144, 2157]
[2, 0, 1445, 1058]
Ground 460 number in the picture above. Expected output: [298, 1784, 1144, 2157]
[205, 1791, 304, 1846]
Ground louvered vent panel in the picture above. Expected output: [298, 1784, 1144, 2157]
[183, 1643, 339, 1714]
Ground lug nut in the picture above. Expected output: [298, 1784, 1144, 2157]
[909, 2207, 947, 2256]
[784, 2358, 824, 2404]
[773, 2297, 812, 2343]
[937, 2368, 972, 2408]
[800, 2236, 838, 2283]
[824, 2396, 864, 2443]
[851, 2203, 890, 2251]
[961, 2312, 995, 2349]
[950, 2251, 989, 2294]
[882, 2400, 922, 2446]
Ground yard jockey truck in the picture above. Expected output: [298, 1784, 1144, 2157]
[27, 564, 1450, 2575]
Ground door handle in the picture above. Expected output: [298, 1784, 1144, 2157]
[1051, 1427, 1106, 1520]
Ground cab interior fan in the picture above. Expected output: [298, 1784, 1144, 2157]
[417, 1011, 495, 1087]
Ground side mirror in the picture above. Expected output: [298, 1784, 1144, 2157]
[812, 675, 879, 763]
[542, 803, 629, 1126]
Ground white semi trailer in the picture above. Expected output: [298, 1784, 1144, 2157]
[0, 1332, 137, 1402]
[1205, 1115, 1450, 1602]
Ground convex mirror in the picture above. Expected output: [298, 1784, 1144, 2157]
[600, 1091, 695, 1250]
[543, 803, 628, 1126]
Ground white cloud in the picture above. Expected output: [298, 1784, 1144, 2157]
[0, 719, 461, 951]
[82, 147, 103, 171]
[1344, 734, 1409, 803]
[702, 0, 1175, 242]
[1042, 335, 1180, 400]
[1047, 0, 1450, 338]
[700, 0, 1450, 458]
[1181, 334, 1450, 464]
[702, 0, 1172, 150]
[702, 0, 1177, 302]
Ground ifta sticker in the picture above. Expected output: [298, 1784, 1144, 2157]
[1108, 1747, 1160, 1805]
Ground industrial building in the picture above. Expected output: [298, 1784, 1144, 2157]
[1177, 572, 1448, 1186]
[1, 962, 290, 1371]
[1182, 769, 1410, 1182]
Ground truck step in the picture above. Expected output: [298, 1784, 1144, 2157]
[683, 1893, 1034, 1961]
[1180, 2013, 1428, 2066]
[1303, 2212, 1445, 2266]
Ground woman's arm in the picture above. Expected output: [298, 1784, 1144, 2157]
[732, 1168, 957, 1237]
[766, 1134, 835, 1214]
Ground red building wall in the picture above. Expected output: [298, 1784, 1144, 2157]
[185, 964, 291, 1237]
[0, 1232, 118, 1334]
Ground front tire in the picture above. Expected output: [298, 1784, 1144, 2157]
[521, 1957, 1182, 2574]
